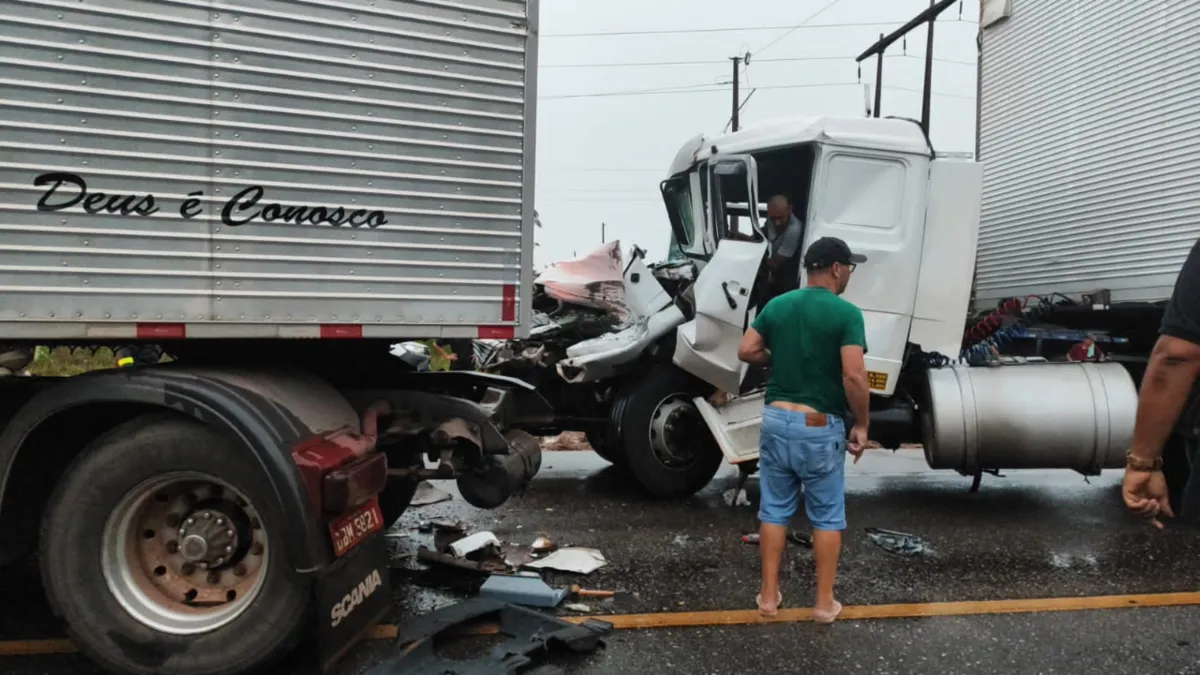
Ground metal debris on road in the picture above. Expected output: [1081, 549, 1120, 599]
[523, 547, 608, 575]
[416, 519, 466, 534]
[415, 547, 507, 575]
[741, 531, 813, 548]
[531, 534, 557, 553]
[866, 527, 928, 557]
[448, 531, 502, 559]
[788, 531, 814, 548]
[366, 598, 612, 675]
[410, 481, 453, 506]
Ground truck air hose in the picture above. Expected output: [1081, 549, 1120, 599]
[957, 295, 1066, 363]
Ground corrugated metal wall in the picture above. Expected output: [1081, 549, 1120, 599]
[0, 0, 535, 336]
[975, 0, 1200, 308]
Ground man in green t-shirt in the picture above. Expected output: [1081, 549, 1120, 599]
[736, 236, 870, 624]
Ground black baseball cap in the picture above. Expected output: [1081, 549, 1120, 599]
[803, 236, 867, 270]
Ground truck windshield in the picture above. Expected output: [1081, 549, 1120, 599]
[660, 174, 695, 260]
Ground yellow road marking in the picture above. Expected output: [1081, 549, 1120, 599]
[0, 639, 77, 657]
[11, 591, 1200, 657]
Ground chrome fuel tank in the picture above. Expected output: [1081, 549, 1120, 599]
[922, 361, 1137, 473]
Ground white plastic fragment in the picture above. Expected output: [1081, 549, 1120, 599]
[523, 547, 607, 574]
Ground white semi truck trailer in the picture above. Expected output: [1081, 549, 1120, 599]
[496, 0, 1200, 505]
[0, 1, 546, 673]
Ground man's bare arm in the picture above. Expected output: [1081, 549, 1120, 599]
[1130, 335, 1200, 460]
[738, 327, 771, 366]
[841, 344, 870, 427]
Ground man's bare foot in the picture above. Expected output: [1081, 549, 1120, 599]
[813, 600, 843, 624]
[757, 591, 783, 617]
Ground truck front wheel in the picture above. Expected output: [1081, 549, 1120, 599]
[585, 429, 627, 467]
[39, 415, 310, 675]
[614, 368, 723, 498]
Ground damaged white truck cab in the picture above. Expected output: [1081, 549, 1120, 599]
[672, 116, 987, 463]
[520, 114, 1141, 500]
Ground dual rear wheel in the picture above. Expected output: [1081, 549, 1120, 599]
[40, 416, 309, 675]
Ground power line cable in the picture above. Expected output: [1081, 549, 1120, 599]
[541, 19, 974, 38]
[540, 81, 975, 101]
[540, 53, 973, 69]
[754, 0, 849, 56]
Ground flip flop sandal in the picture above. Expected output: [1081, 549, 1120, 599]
[756, 591, 783, 617]
[813, 600, 843, 624]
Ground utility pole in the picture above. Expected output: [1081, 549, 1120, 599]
[730, 55, 742, 132]
[873, 33, 884, 117]
[601, 222, 606, 243]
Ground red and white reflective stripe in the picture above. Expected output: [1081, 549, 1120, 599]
[136, 323, 186, 339]
[1, 284, 522, 340]
[501, 283, 517, 322]
[0, 321, 517, 340]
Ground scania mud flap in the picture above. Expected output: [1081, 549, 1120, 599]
[316, 533, 391, 672]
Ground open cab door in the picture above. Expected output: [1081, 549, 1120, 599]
[672, 155, 769, 394]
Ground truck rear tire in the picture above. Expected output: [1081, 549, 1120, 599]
[39, 415, 310, 675]
[614, 368, 722, 498]
[585, 429, 627, 467]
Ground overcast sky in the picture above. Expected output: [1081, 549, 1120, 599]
[531, 0, 981, 267]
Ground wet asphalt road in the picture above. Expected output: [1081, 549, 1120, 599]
[6, 449, 1200, 674]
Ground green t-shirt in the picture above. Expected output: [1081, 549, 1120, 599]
[750, 286, 867, 416]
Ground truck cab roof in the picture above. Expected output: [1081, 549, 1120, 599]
[667, 116, 934, 176]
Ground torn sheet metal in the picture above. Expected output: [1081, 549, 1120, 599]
[449, 531, 502, 559]
[535, 241, 631, 320]
[410, 481, 452, 506]
[365, 598, 611, 675]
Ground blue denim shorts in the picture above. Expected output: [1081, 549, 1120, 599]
[757, 406, 847, 531]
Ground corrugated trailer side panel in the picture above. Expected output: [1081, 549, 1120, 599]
[0, 0, 536, 339]
[974, 0, 1200, 309]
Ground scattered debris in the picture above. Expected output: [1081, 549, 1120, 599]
[416, 519, 466, 534]
[531, 534, 557, 554]
[410, 481, 453, 506]
[742, 531, 814, 548]
[542, 431, 593, 451]
[672, 534, 690, 547]
[501, 543, 536, 569]
[788, 531, 814, 548]
[415, 547, 505, 575]
[866, 527, 928, 557]
[723, 487, 751, 507]
[569, 585, 616, 599]
[523, 547, 608, 575]
[479, 574, 569, 608]
[366, 599, 612, 675]
[563, 603, 592, 613]
[448, 531, 502, 559]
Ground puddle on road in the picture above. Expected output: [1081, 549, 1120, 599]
[865, 527, 929, 557]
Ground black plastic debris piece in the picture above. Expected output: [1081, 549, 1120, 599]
[365, 598, 612, 675]
[788, 531, 814, 549]
[865, 527, 926, 557]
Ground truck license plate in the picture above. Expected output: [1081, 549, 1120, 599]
[328, 498, 383, 557]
